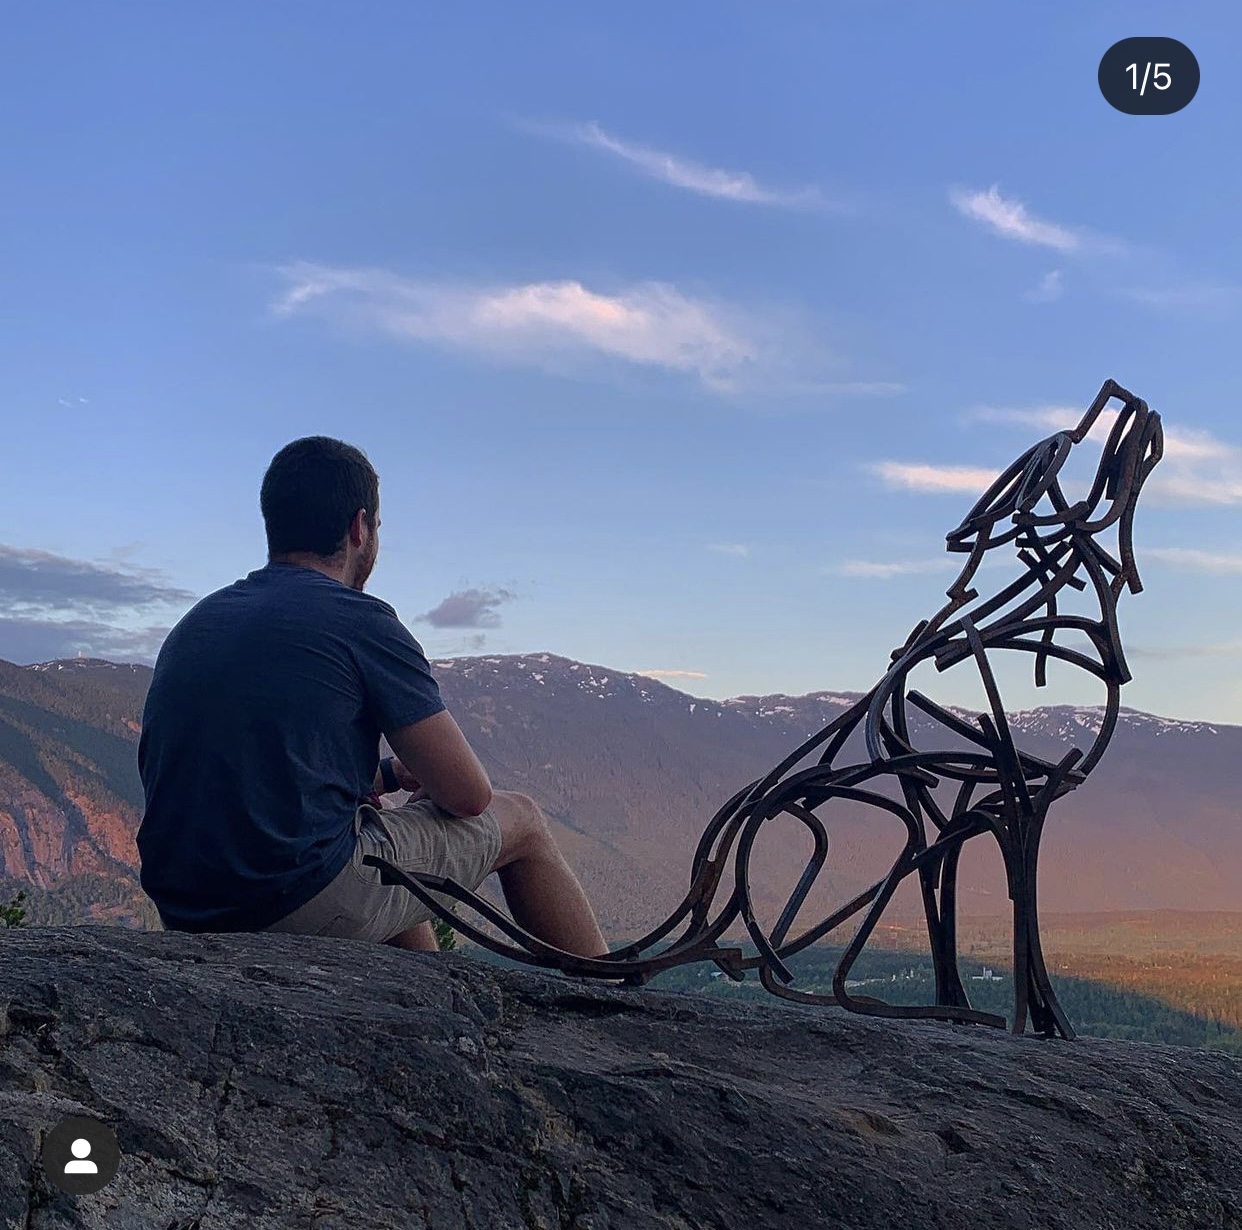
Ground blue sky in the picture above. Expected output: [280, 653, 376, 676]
[2, 3, 1240, 722]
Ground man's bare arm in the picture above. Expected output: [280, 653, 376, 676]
[384, 710, 493, 818]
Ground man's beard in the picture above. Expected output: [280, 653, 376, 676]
[350, 544, 377, 591]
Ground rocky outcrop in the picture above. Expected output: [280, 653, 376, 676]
[2, 926, 1241, 1229]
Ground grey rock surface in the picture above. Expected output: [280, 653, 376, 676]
[2, 926, 1241, 1229]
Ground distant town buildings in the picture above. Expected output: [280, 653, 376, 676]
[971, 967, 1004, 982]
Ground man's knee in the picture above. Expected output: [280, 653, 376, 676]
[492, 790, 552, 863]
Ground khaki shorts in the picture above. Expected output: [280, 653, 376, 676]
[263, 799, 502, 944]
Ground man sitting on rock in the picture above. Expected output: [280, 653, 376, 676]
[136, 435, 608, 958]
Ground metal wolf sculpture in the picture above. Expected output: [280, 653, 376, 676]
[366, 379, 1163, 1039]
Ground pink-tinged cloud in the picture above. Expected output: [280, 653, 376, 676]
[870, 462, 1001, 493]
[273, 262, 760, 391]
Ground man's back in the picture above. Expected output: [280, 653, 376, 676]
[137, 561, 444, 932]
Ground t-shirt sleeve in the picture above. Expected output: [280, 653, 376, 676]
[353, 600, 447, 732]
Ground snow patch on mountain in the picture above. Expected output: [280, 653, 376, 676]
[422, 654, 1229, 733]
[27, 658, 145, 674]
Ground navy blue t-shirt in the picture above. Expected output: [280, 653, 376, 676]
[136, 562, 446, 932]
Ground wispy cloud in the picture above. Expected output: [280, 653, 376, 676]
[1146, 548, 1242, 575]
[416, 587, 517, 629]
[637, 669, 708, 680]
[0, 543, 192, 666]
[273, 262, 764, 392]
[273, 261, 887, 397]
[0, 544, 195, 614]
[1158, 431, 1238, 465]
[708, 543, 751, 558]
[523, 119, 832, 211]
[953, 190, 1231, 315]
[869, 462, 1000, 494]
[950, 186, 1084, 252]
[1147, 472, 1242, 505]
[1024, 270, 1064, 302]
[829, 558, 956, 579]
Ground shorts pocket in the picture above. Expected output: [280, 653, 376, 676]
[351, 819, 396, 880]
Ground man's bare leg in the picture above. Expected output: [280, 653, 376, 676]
[488, 790, 608, 959]
[385, 920, 438, 951]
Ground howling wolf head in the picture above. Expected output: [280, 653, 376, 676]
[945, 379, 1164, 597]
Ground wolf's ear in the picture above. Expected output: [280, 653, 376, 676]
[1089, 394, 1157, 499]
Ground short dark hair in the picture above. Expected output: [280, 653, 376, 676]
[260, 436, 379, 558]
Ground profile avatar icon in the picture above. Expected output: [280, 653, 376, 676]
[64, 1138, 99, 1174]
[42, 1115, 120, 1195]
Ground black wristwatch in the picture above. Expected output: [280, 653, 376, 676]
[379, 757, 400, 794]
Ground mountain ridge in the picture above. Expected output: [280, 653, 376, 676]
[20, 649, 1238, 734]
[1, 652, 1239, 933]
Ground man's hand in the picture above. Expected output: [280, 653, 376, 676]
[375, 757, 430, 801]
[392, 760, 422, 800]
[392, 759, 430, 801]
[385, 711, 493, 818]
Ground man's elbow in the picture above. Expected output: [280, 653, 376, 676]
[441, 784, 494, 818]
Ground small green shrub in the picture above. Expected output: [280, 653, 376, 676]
[432, 908, 458, 952]
[1, 890, 28, 929]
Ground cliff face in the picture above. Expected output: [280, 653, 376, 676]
[0, 659, 144, 902]
[2, 926, 1241, 1230]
